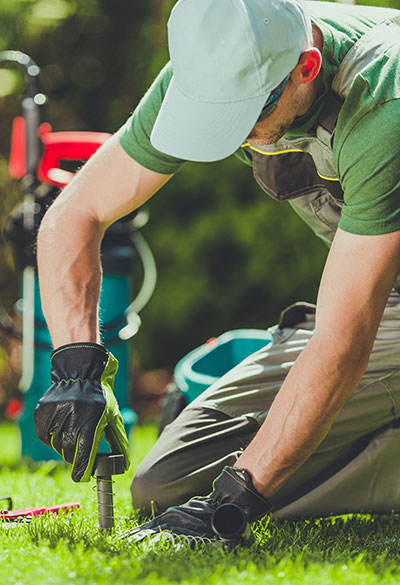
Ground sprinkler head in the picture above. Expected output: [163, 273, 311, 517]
[92, 453, 125, 532]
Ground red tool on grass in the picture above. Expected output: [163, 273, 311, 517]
[0, 497, 80, 522]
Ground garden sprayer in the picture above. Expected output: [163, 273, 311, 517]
[0, 51, 157, 460]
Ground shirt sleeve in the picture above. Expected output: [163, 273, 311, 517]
[118, 62, 187, 175]
[336, 99, 400, 236]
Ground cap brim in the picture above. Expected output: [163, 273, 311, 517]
[150, 77, 268, 163]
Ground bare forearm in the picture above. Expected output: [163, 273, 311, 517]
[37, 203, 103, 347]
[36, 138, 173, 349]
[236, 227, 400, 499]
[235, 334, 368, 498]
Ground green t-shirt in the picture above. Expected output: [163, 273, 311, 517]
[118, 1, 400, 236]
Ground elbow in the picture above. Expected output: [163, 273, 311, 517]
[37, 194, 103, 252]
[37, 199, 67, 256]
[38, 192, 68, 234]
[37, 201, 59, 250]
[310, 330, 372, 390]
[336, 332, 371, 376]
[345, 345, 370, 382]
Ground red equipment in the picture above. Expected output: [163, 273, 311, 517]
[0, 498, 80, 522]
[9, 116, 111, 188]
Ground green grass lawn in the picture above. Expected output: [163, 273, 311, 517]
[1, 421, 400, 585]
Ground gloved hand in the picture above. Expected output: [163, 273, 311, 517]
[34, 342, 131, 482]
[121, 466, 273, 546]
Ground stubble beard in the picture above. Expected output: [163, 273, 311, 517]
[255, 117, 296, 145]
[247, 92, 301, 146]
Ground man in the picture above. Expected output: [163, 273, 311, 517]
[34, 0, 400, 544]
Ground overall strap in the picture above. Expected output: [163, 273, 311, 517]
[317, 92, 343, 148]
[319, 11, 400, 146]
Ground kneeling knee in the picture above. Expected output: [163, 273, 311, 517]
[131, 466, 162, 514]
[131, 459, 192, 515]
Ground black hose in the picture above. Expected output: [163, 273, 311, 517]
[211, 503, 247, 540]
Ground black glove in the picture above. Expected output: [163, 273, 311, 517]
[34, 342, 130, 482]
[121, 466, 273, 546]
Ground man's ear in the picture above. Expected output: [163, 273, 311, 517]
[295, 48, 322, 84]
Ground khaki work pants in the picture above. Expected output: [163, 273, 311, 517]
[131, 290, 400, 519]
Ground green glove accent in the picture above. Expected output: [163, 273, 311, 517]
[34, 343, 131, 482]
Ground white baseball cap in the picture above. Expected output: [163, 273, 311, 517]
[150, 0, 312, 162]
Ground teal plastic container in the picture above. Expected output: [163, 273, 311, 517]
[18, 274, 137, 461]
[174, 329, 273, 403]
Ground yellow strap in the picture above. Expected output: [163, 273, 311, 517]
[241, 143, 340, 182]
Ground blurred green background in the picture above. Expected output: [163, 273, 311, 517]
[0, 0, 398, 417]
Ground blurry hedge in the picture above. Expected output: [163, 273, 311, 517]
[1, 0, 379, 374]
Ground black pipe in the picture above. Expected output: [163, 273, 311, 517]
[211, 503, 247, 541]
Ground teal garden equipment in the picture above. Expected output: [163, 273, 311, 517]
[1, 51, 156, 459]
[159, 329, 273, 433]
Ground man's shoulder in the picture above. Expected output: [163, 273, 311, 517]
[324, 1, 400, 145]
[118, 62, 186, 174]
[140, 61, 173, 113]
[336, 34, 400, 143]
[310, 0, 399, 73]
[308, 1, 399, 27]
